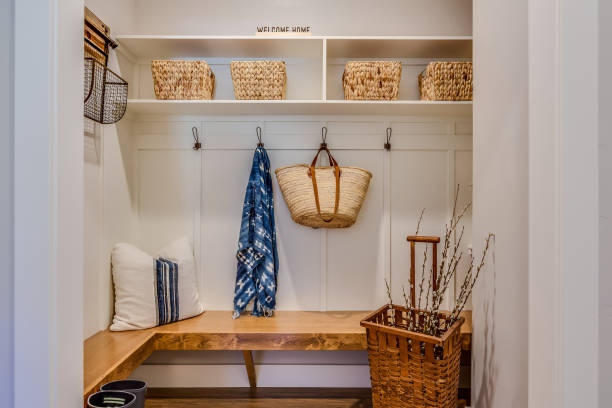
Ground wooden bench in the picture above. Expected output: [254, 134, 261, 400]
[84, 310, 472, 403]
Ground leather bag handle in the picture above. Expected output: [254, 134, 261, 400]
[308, 145, 340, 223]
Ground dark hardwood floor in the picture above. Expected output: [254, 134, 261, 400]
[145, 388, 372, 408]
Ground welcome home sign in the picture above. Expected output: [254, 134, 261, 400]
[256, 26, 311, 36]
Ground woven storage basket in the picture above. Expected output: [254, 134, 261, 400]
[343, 61, 402, 100]
[361, 304, 465, 408]
[418, 62, 473, 101]
[275, 145, 372, 228]
[151, 60, 215, 100]
[230, 61, 287, 100]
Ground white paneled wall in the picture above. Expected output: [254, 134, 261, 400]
[131, 115, 472, 312]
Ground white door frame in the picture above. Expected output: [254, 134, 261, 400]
[528, 0, 599, 407]
[11, 0, 84, 407]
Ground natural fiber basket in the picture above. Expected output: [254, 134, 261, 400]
[361, 304, 464, 408]
[230, 61, 287, 100]
[275, 145, 372, 228]
[418, 62, 472, 101]
[343, 61, 402, 100]
[151, 60, 215, 100]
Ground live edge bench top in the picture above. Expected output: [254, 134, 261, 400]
[84, 310, 472, 400]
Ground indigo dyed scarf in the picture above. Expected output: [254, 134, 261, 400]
[233, 146, 278, 318]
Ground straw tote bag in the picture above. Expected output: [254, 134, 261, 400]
[275, 145, 372, 228]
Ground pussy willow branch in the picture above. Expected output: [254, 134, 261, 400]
[384, 278, 395, 326]
[417, 245, 428, 310]
[452, 233, 495, 321]
[402, 286, 413, 329]
[415, 208, 425, 235]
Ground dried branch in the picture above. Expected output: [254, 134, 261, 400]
[417, 245, 428, 310]
[452, 233, 495, 321]
[415, 208, 425, 235]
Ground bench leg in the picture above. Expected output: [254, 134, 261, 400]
[242, 350, 257, 388]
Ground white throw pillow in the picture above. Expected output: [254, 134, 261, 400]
[110, 237, 204, 331]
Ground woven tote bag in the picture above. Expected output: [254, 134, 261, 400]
[275, 145, 372, 228]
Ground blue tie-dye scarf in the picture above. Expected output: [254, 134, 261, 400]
[233, 146, 278, 318]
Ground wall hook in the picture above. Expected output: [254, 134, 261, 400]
[384, 127, 392, 151]
[192, 127, 202, 150]
[256, 126, 264, 147]
[321, 126, 328, 147]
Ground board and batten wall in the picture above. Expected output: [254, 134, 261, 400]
[126, 114, 472, 387]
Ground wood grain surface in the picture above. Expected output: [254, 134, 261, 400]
[84, 311, 472, 403]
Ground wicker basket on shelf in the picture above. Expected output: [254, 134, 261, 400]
[151, 60, 215, 100]
[418, 62, 472, 101]
[361, 304, 464, 408]
[230, 61, 287, 100]
[342, 61, 402, 100]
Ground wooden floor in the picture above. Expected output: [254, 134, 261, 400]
[145, 388, 372, 408]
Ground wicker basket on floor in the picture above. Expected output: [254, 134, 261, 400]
[418, 62, 472, 101]
[230, 61, 287, 100]
[361, 304, 464, 408]
[342, 61, 402, 100]
[151, 60, 215, 100]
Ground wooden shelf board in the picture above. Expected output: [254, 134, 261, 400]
[116, 35, 472, 60]
[126, 99, 473, 116]
[326, 36, 472, 58]
[117, 35, 324, 59]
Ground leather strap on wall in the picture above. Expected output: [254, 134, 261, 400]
[308, 145, 340, 223]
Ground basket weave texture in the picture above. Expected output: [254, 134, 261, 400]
[343, 61, 402, 100]
[361, 304, 464, 408]
[151, 60, 215, 100]
[275, 164, 372, 228]
[418, 62, 472, 101]
[230, 61, 287, 100]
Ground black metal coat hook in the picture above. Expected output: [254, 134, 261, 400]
[384, 127, 392, 151]
[256, 126, 264, 147]
[321, 126, 328, 147]
[192, 127, 201, 150]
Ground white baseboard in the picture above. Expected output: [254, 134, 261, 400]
[130, 364, 372, 388]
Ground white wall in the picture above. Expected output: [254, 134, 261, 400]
[84, 0, 138, 338]
[12, 0, 84, 406]
[0, 0, 14, 404]
[472, 0, 528, 407]
[600, 1, 611, 406]
[131, 0, 472, 36]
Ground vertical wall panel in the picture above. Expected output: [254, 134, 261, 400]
[326, 150, 385, 310]
[390, 150, 449, 306]
[269, 149, 323, 311]
[129, 117, 471, 312]
[137, 150, 199, 254]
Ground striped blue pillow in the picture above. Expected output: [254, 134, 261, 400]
[155, 258, 179, 325]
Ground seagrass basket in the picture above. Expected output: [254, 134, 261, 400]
[361, 304, 464, 408]
[342, 61, 402, 100]
[418, 62, 473, 101]
[151, 60, 215, 100]
[230, 61, 287, 100]
[275, 145, 372, 228]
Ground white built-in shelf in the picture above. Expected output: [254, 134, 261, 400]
[325, 36, 472, 58]
[117, 35, 472, 60]
[117, 35, 473, 116]
[127, 99, 472, 116]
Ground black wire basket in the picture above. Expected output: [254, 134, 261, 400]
[84, 58, 128, 124]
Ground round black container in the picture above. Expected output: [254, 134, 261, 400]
[87, 390, 136, 408]
[101, 380, 147, 408]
